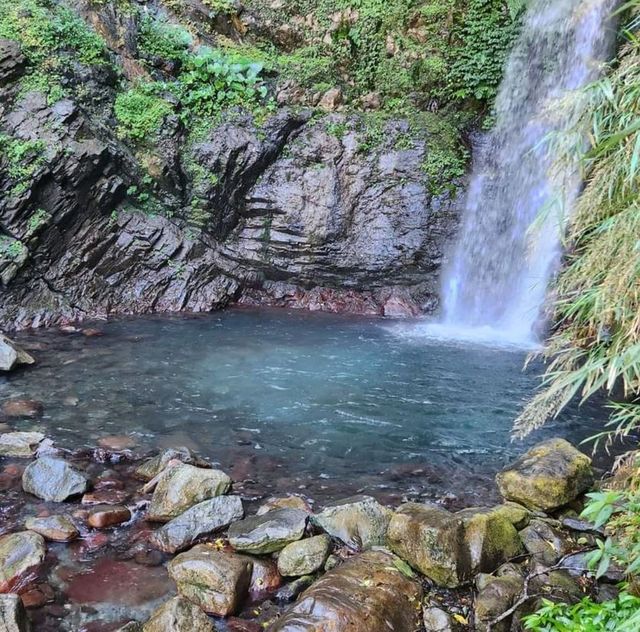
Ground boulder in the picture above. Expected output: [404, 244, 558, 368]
[0, 594, 30, 631]
[25, 515, 79, 542]
[270, 550, 423, 631]
[277, 534, 331, 577]
[520, 520, 572, 566]
[22, 457, 88, 502]
[496, 439, 593, 511]
[474, 574, 524, 632]
[135, 448, 208, 481]
[228, 509, 307, 555]
[143, 596, 216, 631]
[151, 495, 244, 553]
[87, 505, 131, 528]
[0, 432, 44, 458]
[457, 506, 524, 575]
[312, 495, 391, 550]
[387, 502, 469, 588]
[423, 606, 453, 632]
[146, 464, 231, 522]
[0, 532, 46, 593]
[168, 545, 252, 616]
[0, 334, 35, 372]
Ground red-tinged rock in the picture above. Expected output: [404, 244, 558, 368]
[87, 505, 131, 529]
[1, 399, 43, 419]
[0, 531, 46, 594]
[21, 583, 54, 608]
[3, 464, 24, 478]
[82, 328, 104, 337]
[80, 532, 110, 551]
[228, 618, 262, 632]
[82, 489, 129, 506]
[245, 557, 282, 596]
[97, 435, 137, 451]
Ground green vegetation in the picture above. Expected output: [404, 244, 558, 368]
[138, 15, 192, 61]
[0, 133, 47, 195]
[0, 236, 27, 260]
[114, 86, 174, 141]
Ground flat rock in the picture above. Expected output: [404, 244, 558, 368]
[387, 502, 469, 588]
[0, 334, 35, 372]
[270, 550, 423, 632]
[22, 457, 88, 502]
[257, 495, 312, 516]
[0, 531, 46, 593]
[496, 439, 593, 511]
[25, 515, 79, 542]
[147, 464, 231, 522]
[87, 505, 131, 528]
[151, 495, 244, 553]
[311, 495, 391, 550]
[277, 534, 331, 577]
[143, 596, 216, 631]
[168, 545, 252, 616]
[228, 508, 308, 554]
[0, 593, 30, 631]
[1, 399, 43, 419]
[0, 432, 44, 458]
[135, 448, 208, 481]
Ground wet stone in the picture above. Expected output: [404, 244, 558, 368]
[275, 575, 314, 604]
[142, 596, 216, 632]
[257, 495, 312, 516]
[228, 508, 308, 555]
[22, 457, 88, 502]
[97, 435, 137, 451]
[25, 514, 79, 542]
[87, 505, 131, 528]
[151, 494, 244, 553]
[0, 432, 45, 458]
[168, 545, 253, 616]
[245, 556, 281, 595]
[277, 534, 331, 577]
[147, 464, 231, 522]
[311, 495, 391, 550]
[1, 399, 43, 419]
[0, 334, 35, 372]
[0, 531, 46, 593]
[135, 448, 207, 481]
[0, 593, 30, 631]
[82, 489, 130, 506]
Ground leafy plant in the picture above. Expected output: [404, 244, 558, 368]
[138, 15, 192, 61]
[114, 86, 173, 141]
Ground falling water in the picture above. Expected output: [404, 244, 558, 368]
[438, 0, 617, 346]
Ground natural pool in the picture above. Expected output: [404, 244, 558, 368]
[2, 308, 611, 508]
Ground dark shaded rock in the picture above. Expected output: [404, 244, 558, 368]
[0, 532, 46, 593]
[0, 334, 34, 371]
[147, 464, 231, 522]
[168, 545, 252, 616]
[22, 457, 88, 502]
[311, 495, 391, 550]
[496, 439, 593, 511]
[275, 575, 314, 604]
[151, 495, 244, 553]
[520, 519, 571, 566]
[387, 502, 469, 588]
[474, 574, 524, 632]
[529, 562, 583, 604]
[0, 593, 30, 632]
[142, 596, 216, 632]
[1, 400, 43, 419]
[228, 508, 308, 554]
[25, 515, 79, 542]
[0, 432, 44, 458]
[270, 550, 423, 632]
[0, 39, 25, 87]
[277, 534, 331, 577]
[561, 517, 603, 535]
[563, 551, 625, 583]
[87, 504, 131, 528]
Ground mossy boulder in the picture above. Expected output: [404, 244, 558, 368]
[168, 545, 252, 616]
[457, 506, 524, 575]
[311, 495, 391, 550]
[270, 549, 423, 632]
[143, 596, 216, 632]
[0, 531, 46, 593]
[146, 464, 231, 522]
[228, 508, 307, 555]
[277, 534, 331, 577]
[387, 502, 469, 588]
[496, 439, 593, 511]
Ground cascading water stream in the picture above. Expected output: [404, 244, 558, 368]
[431, 0, 617, 346]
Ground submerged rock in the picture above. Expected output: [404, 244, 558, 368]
[151, 495, 244, 553]
[147, 464, 231, 522]
[135, 448, 208, 481]
[0, 531, 46, 593]
[0, 432, 44, 458]
[0, 334, 35, 372]
[25, 515, 79, 542]
[143, 596, 216, 632]
[228, 508, 308, 555]
[0, 593, 30, 631]
[87, 505, 131, 528]
[311, 495, 391, 550]
[496, 439, 593, 511]
[387, 502, 468, 587]
[168, 545, 253, 616]
[270, 549, 423, 631]
[22, 457, 88, 502]
[277, 534, 331, 577]
[1, 399, 43, 419]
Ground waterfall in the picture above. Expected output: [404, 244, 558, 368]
[436, 0, 617, 346]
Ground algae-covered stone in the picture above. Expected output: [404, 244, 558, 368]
[22, 457, 88, 502]
[143, 596, 216, 632]
[387, 502, 468, 588]
[135, 448, 206, 481]
[270, 549, 423, 632]
[277, 534, 331, 577]
[457, 506, 524, 575]
[168, 545, 252, 616]
[147, 464, 231, 522]
[490, 502, 530, 530]
[151, 495, 244, 553]
[312, 495, 391, 550]
[0, 432, 44, 458]
[0, 594, 30, 631]
[25, 515, 79, 542]
[228, 508, 307, 554]
[0, 531, 46, 592]
[496, 439, 592, 511]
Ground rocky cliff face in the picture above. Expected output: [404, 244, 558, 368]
[0, 1, 466, 330]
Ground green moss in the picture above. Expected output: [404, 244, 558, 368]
[114, 86, 174, 141]
[0, 133, 48, 196]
